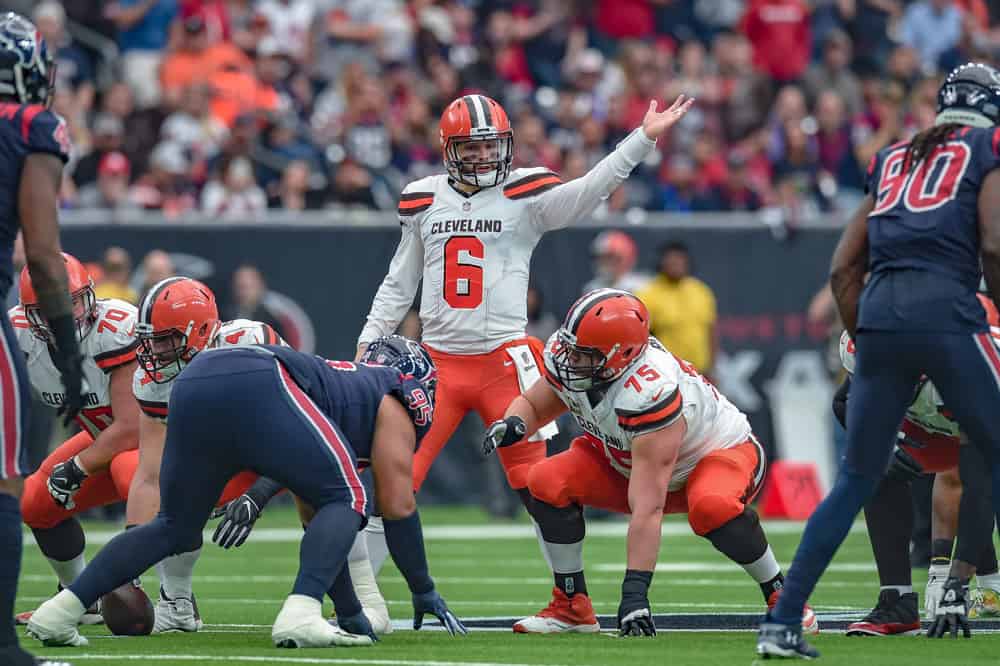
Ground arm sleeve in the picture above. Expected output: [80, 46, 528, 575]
[358, 214, 424, 346]
[23, 107, 71, 163]
[832, 375, 850, 427]
[528, 127, 657, 232]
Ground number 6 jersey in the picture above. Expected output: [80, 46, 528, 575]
[9, 298, 138, 436]
[542, 334, 752, 491]
[358, 128, 659, 354]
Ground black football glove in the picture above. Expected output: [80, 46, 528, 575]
[886, 444, 924, 482]
[618, 569, 655, 637]
[482, 416, 527, 456]
[927, 577, 972, 639]
[413, 589, 467, 636]
[48, 313, 85, 428]
[47, 456, 88, 509]
[212, 494, 262, 549]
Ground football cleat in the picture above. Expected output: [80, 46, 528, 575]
[348, 555, 392, 635]
[969, 587, 1000, 619]
[845, 589, 921, 636]
[25, 590, 89, 647]
[513, 587, 600, 634]
[16, 587, 102, 626]
[767, 590, 819, 635]
[756, 618, 820, 659]
[273, 595, 374, 648]
[152, 587, 203, 633]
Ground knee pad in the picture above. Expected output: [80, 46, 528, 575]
[687, 492, 745, 536]
[522, 492, 585, 544]
[20, 473, 62, 529]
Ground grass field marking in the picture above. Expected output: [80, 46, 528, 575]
[593, 562, 877, 573]
[36, 655, 581, 666]
[23, 520, 866, 546]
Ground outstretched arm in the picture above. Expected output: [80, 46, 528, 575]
[830, 195, 873, 338]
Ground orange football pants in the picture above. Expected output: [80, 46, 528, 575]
[527, 435, 764, 536]
[21, 431, 258, 529]
[413, 337, 548, 492]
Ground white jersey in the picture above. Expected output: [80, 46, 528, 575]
[10, 299, 139, 437]
[839, 330, 959, 439]
[543, 334, 753, 491]
[134, 318, 285, 422]
[359, 128, 658, 354]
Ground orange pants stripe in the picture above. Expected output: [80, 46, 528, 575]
[413, 337, 547, 492]
[527, 436, 764, 536]
[21, 431, 258, 530]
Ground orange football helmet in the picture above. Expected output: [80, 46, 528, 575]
[136, 277, 220, 383]
[439, 94, 513, 188]
[19, 252, 97, 342]
[551, 289, 650, 391]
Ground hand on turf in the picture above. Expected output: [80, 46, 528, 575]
[641, 95, 695, 142]
[212, 494, 262, 549]
[927, 577, 971, 639]
[47, 456, 88, 509]
[482, 416, 527, 456]
[337, 611, 378, 642]
[412, 589, 467, 636]
[618, 591, 655, 637]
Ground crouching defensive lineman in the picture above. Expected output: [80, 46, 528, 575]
[26, 336, 465, 648]
[484, 289, 816, 636]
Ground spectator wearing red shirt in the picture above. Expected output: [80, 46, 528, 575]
[740, 0, 811, 83]
[591, 0, 655, 55]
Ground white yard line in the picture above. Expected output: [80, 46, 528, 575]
[36, 656, 579, 666]
[593, 562, 877, 573]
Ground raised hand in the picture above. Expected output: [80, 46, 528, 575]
[641, 95, 696, 142]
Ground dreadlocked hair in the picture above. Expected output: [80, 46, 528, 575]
[903, 123, 963, 173]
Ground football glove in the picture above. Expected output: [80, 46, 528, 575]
[48, 313, 86, 428]
[927, 577, 971, 639]
[47, 456, 88, 509]
[336, 611, 378, 642]
[618, 569, 655, 637]
[212, 494, 261, 549]
[886, 442, 924, 482]
[482, 416, 527, 456]
[412, 589, 467, 636]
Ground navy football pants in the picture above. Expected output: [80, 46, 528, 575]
[70, 348, 368, 608]
[773, 329, 1000, 624]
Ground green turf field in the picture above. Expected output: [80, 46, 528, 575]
[16, 505, 1000, 665]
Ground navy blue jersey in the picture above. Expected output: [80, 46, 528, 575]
[860, 126, 1000, 332]
[264, 345, 432, 465]
[0, 103, 69, 297]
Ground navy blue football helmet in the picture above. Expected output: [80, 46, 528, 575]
[937, 62, 1000, 128]
[361, 335, 438, 406]
[0, 13, 55, 107]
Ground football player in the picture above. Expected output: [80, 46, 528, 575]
[837, 301, 1000, 636]
[26, 337, 465, 649]
[483, 289, 817, 636]
[356, 93, 693, 631]
[0, 12, 86, 666]
[13, 254, 139, 626]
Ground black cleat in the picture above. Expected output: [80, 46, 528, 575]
[846, 589, 921, 636]
[756, 618, 820, 659]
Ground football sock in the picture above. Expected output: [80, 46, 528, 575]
[293, 503, 361, 601]
[365, 516, 389, 575]
[772, 468, 879, 626]
[156, 549, 201, 600]
[518, 491, 588, 597]
[863, 476, 914, 586]
[0, 493, 22, 647]
[329, 564, 362, 618]
[384, 511, 433, 595]
[47, 553, 86, 589]
[931, 538, 954, 565]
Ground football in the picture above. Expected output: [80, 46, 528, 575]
[100, 582, 154, 636]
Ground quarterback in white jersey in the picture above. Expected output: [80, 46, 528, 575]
[484, 290, 816, 636]
[13, 254, 140, 625]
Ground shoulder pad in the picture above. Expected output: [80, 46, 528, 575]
[503, 168, 562, 200]
[397, 176, 439, 216]
[133, 367, 169, 420]
[92, 301, 139, 372]
[614, 355, 683, 434]
[839, 330, 856, 374]
[21, 106, 71, 162]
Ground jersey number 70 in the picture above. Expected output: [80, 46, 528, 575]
[871, 142, 971, 216]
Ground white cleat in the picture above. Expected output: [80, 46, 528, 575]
[153, 591, 203, 634]
[350, 555, 392, 635]
[273, 595, 374, 648]
[25, 590, 89, 647]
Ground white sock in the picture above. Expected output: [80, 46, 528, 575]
[741, 546, 781, 583]
[156, 548, 201, 600]
[532, 521, 555, 570]
[542, 540, 584, 575]
[349, 530, 369, 563]
[978, 572, 1000, 591]
[365, 517, 389, 575]
[881, 585, 913, 595]
[47, 553, 86, 588]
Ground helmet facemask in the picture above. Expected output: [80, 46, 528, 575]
[551, 329, 622, 392]
[444, 132, 513, 188]
[136, 325, 197, 383]
[24, 284, 96, 344]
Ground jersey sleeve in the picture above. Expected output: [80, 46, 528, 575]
[839, 330, 856, 374]
[523, 128, 657, 232]
[21, 106, 71, 163]
[93, 303, 139, 373]
[863, 150, 881, 196]
[357, 184, 427, 346]
[133, 367, 169, 421]
[615, 371, 683, 436]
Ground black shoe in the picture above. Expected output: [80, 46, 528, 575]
[0, 645, 71, 666]
[846, 589, 921, 636]
[756, 616, 820, 659]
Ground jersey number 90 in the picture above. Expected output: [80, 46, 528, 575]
[871, 142, 971, 216]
